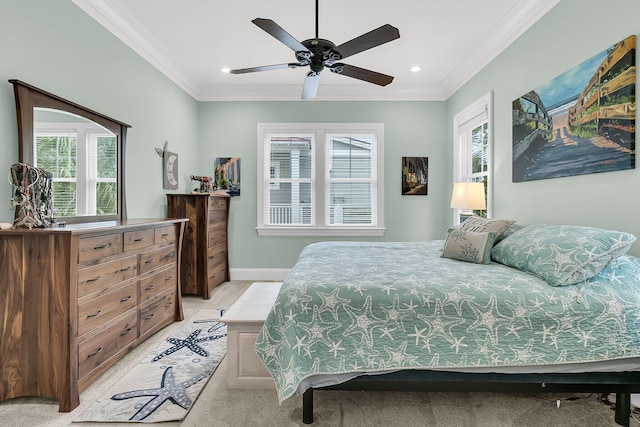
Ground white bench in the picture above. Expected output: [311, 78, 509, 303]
[220, 282, 282, 389]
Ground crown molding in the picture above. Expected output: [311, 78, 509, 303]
[441, 0, 560, 97]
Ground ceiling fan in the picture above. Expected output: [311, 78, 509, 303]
[228, 0, 400, 99]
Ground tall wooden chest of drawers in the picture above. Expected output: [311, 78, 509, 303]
[0, 218, 187, 412]
[166, 193, 230, 299]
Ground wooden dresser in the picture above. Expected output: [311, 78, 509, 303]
[0, 218, 187, 412]
[166, 193, 230, 299]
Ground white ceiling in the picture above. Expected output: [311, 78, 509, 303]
[72, 0, 559, 101]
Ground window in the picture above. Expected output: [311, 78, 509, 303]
[452, 92, 493, 224]
[35, 119, 117, 217]
[257, 123, 385, 236]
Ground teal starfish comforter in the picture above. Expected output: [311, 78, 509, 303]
[254, 241, 640, 402]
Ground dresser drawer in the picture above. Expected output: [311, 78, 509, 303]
[78, 282, 138, 336]
[208, 209, 227, 228]
[78, 255, 138, 298]
[208, 266, 227, 289]
[78, 310, 137, 379]
[124, 229, 154, 251]
[139, 290, 176, 336]
[207, 228, 227, 248]
[139, 245, 177, 275]
[208, 197, 227, 212]
[154, 226, 175, 244]
[139, 266, 177, 303]
[207, 244, 226, 269]
[78, 234, 123, 262]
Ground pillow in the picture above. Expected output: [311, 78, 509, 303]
[491, 224, 636, 286]
[454, 217, 516, 240]
[442, 229, 496, 264]
[494, 223, 524, 245]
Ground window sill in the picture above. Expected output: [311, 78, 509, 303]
[256, 226, 386, 237]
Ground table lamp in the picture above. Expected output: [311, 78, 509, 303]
[450, 182, 486, 222]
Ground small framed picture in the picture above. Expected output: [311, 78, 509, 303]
[402, 157, 428, 195]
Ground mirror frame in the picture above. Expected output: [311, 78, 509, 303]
[10, 79, 130, 223]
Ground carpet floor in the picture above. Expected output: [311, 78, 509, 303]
[0, 281, 633, 427]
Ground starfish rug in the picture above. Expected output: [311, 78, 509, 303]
[74, 308, 226, 423]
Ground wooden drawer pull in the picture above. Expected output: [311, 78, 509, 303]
[87, 275, 102, 283]
[144, 313, 155, 321]
[93, 243, 112, 250]
[120, 295, 132, 303]
[144, 285, 155, 291]
[87, 347, 103, 358]
[86, 309, 103, 319]
[120, 327, 133, 336]
[144, 259, 155, 264]
[133, 237, 145, 242]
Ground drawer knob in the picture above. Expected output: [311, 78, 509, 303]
[93, 243, 112, 250]
[120, 295, 132, 303]
[134, 237, 145, 242]
[164, 302, 173, 308]
[87, 347, 103, 358]
[86, 309, 103, 319]
[165, 276, 173, 282]
[161, 233, 169, 237]
[120, 327, 133, 336]
[144, 313, 155, 321]
[120, 266, 133, 272]
[144, 258, 155, 264]
[144, 285, 155, 291]
[86, 275, 102, 283]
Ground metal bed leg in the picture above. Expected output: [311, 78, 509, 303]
[615, 392, 631, 427]
[302, 389, 314, 424]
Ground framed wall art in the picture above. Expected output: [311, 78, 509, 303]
[512, 35, 635, 182]
[402, 157, 428, 195]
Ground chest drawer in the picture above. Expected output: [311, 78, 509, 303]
[139, 245, 177, 275]
[78, 310, 137, 379]
[207, 244, 226, 269]
[155, 226, 175, 244]
[139, 266, 177, 303]
[78, 282, 138, 336]
[78, 234, 123, 262]
[207, 228, 227, 248]
[77, 255, 138, 298]
[139, 290, 176, 336]
[124, 229, 154, 251]
[208, 209, 227, 228]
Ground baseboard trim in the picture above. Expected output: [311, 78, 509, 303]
[230, 268, 290, 281]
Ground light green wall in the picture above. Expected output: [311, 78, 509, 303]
[446, 0, 640, 256]
[198, 101, 447, 268]
[0, 0, 199, 224]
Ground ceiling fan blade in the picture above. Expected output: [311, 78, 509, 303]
[252, 18, 310, 53]
[332, 24, 400, 60]
[301, 71, 321, 99]
[329, 63, 394, 86]
[228, 63, 303, 74]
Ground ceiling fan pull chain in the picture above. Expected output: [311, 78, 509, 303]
[315, 0, 319, 38]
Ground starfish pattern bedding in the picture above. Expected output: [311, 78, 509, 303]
[255, 240, 640, 402]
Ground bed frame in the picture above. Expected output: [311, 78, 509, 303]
[301, 370, 640, 426]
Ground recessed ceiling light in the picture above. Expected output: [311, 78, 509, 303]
[410, 66, 421, 72]
[221, 67, 231, 73]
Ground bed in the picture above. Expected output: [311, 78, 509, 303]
[254, 220, 640, 426]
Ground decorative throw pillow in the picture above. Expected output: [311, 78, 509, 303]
[455, 217, 516, 240]
[494, 223, 524, 245]
[442, 229, 496, 264]
[491, 224, 636, 286]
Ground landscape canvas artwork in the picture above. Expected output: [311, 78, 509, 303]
[512, 35, 635, 182]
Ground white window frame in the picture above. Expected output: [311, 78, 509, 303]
[34, 121, 115, 216]
[452, 92, 493, 224]
[256, 123, 385, 237]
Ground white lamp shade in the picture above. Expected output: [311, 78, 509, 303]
[450, 182, 486, 210]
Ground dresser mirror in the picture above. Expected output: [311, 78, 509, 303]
[10, 79, 130, 223]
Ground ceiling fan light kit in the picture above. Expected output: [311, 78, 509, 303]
[228, 0, 400, 99]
